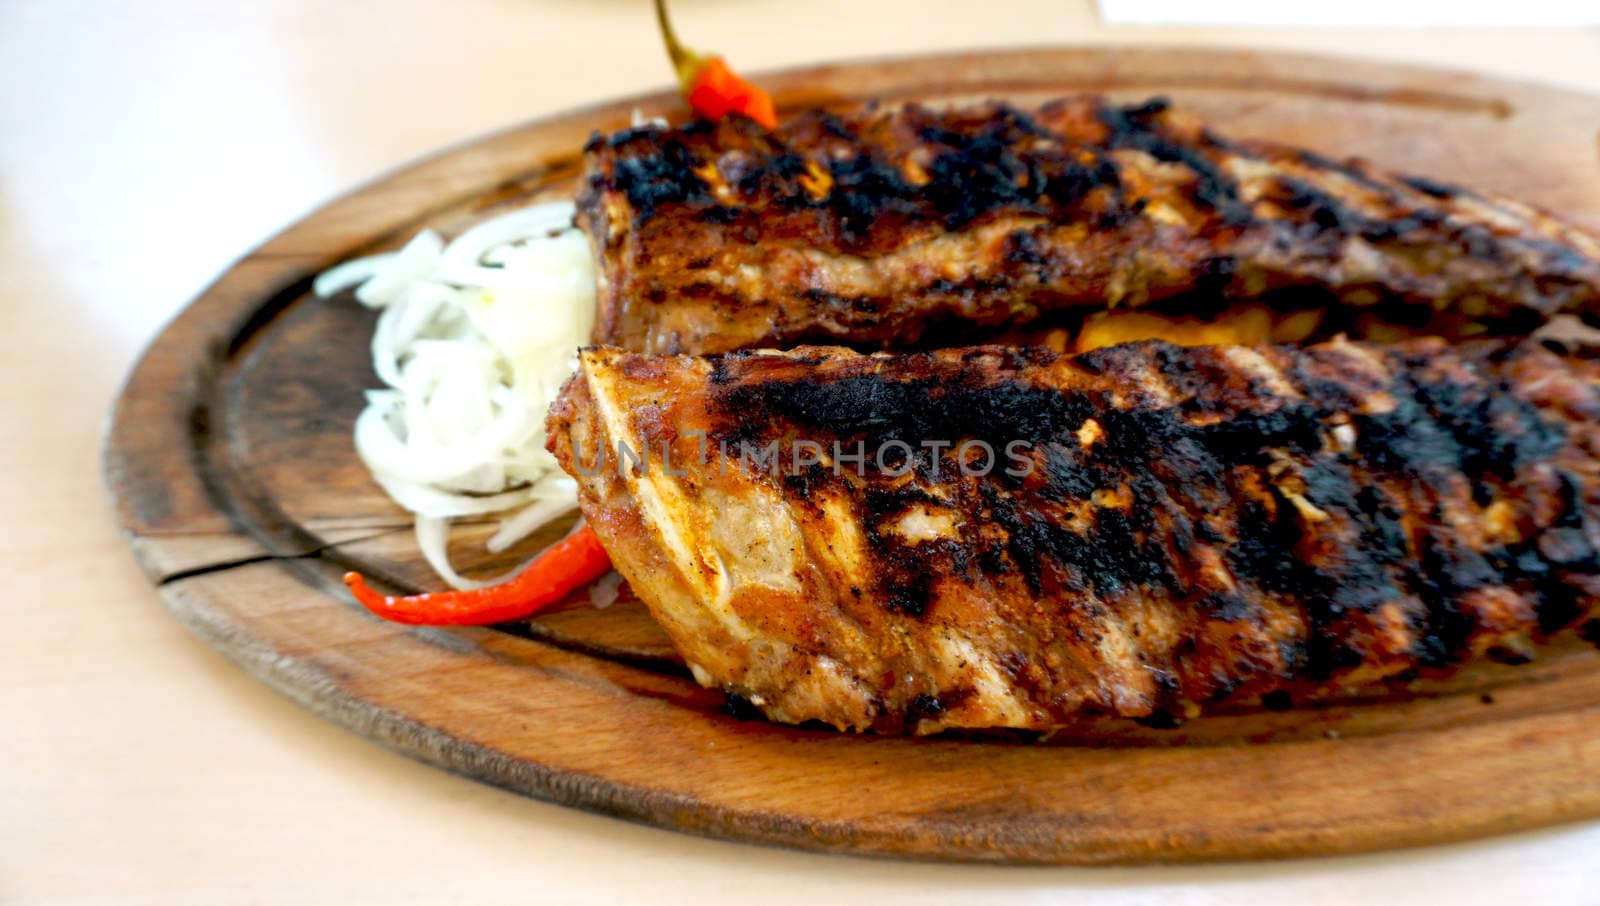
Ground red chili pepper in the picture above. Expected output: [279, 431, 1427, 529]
[344, 524, 614, 626]
[654, 0, 778, 129]
[684, 57, 777, 129]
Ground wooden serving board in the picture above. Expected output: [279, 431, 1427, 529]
[104, 47, 1600, 864]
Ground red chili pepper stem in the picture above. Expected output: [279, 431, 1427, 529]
[653, 0, 702, 86]
[653, 0, 778, 129]
[344, 524, 614, 626]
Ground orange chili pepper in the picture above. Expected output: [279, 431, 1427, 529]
[344, 524, 613, 626]
[654, 0, 777, 128]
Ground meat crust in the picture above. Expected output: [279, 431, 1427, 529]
[578, 98, 1600, 354]
[548, 338, 1600, 733]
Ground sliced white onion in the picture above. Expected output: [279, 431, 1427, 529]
[355, 230, 445, 308]
[436, 202, 580, 286]
[588, 571, 625, 609]
[372, 476, 537, 520]
[316, 201, 597, 590]
[313, 252, 395, 298]
[414, 515, 524, 591]
[485, 496, 579, 554]
[630, 108, 668, 129]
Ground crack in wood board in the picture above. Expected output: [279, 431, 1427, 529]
[155, 527, 410, 586]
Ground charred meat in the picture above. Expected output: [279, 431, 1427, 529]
[548, 338, 1600, 733]
[578, 98, 1600, 354]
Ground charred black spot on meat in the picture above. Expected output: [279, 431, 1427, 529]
[698, 205, 741, 225]
[1003, 228, 1050, 268]
[1277, 175, 1360, 233]
[854, 486, 965, 617]
[1199, 591, 1255, 622]
[907, 687, 978, 728]
[907, 693, 945, 721]
[1133, 709, 1184, 729]
[1121, 96, 1173, 120]
[1536, 527, 1597, 568]
[1409, 542, 1493, 668]
[714, 364, 1097, 454]
[1225, 498, 1306, 596]
[592, 123, 674, 152]
[1292, 148, 1398, 197]
[918, 121, 1040, 228]
[1260, 690, 1294, 711]
[1195, 254, 1238, 294]
[607, 139, 712, 220]
[1100, 99, 1253, 227]
[882, 577, 934, 616]
[1458, 224, 1501, 259]
[1355, 377, 1564, 484]
[780, 461, 838, 511]
[1039, 444, 1097, 500]
[800, 287, 879, 316]
[1581, 620, 1600, 649]
[1401, 175, 1465, 199]
[821, 153, 919, 246]
[1043, 161, 1110, 210]
[1489, 646, 1534, 666]
[720, 690, 764, 721]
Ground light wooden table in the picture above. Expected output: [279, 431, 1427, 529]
[4, 2, 1598, 902]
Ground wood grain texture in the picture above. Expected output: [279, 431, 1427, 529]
[104, 47, 1600, 864]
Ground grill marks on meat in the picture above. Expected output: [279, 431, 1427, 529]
[567, 96, 1600, 733]
[548, 338, 1600, 732]
[578, 98, 1600, 354]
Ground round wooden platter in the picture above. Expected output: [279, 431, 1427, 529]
[105, 47, 1600, 865]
